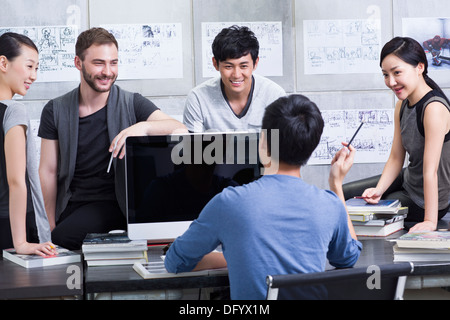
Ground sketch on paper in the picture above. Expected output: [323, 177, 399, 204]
[201, 21, 283, 78]
[308, 109, 394, 165]
[101, 23, 183, 80]
[0, 26, 79, 82]
[303, 19, 381, 75]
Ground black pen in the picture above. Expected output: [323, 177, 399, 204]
[348, 121, 364, 147]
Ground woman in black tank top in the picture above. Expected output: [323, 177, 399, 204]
[343, 37, 450, 232]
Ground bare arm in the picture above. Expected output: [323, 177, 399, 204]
[409, 101, 450, 232]
[109, 110, 188, 159]
[39, 138, 59, 231]
[5, 126, 28, 248]
[329, 144, 357, 240]
[6, 126, 55, 256]
[362, 100, 406, 202]
[192, 251, 227, 271]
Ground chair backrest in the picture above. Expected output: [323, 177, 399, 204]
[266, 262, 413, 300]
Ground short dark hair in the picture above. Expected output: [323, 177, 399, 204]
[75, 27, 118, 61]
[212, 25, 259, 65]
[0, 32, 38, 60]
[262, 94, 324, 166]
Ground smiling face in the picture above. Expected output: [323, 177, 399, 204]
[381, 53, 425, 103]
[213, 53, 258, 99]
[76, 43, 118, 93]
[0, 45, 39, 98]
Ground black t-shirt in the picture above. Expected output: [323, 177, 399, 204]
[38, 93, 159, 202]
[71, 106, 114, 201]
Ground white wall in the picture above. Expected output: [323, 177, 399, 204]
[2, 0, 449, 189]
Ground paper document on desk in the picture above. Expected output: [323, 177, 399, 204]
[133, 259, 227, 279]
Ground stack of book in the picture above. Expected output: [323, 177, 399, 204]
[82, 232, 148, 266]
[393, 231, 450, 262]
[346, 198, 406, 237]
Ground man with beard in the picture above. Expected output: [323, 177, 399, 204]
[38, 28, 186, 250]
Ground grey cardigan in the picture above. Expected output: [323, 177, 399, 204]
[51, 85, 136, 219]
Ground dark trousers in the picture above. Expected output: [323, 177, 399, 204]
[343, 170, 449, 225]
[51, 200, 126, 250]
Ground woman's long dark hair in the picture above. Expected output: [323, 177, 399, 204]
[380, 36, 450, 105]
[0, 32, 38, 61]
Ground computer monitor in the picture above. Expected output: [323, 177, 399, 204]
[125, 132, 262, 241]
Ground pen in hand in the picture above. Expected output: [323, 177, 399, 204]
[347, 120, 365, 148]
[107, 140, 118, 173]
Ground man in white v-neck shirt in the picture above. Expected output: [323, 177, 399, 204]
[183, 25, 286, 132]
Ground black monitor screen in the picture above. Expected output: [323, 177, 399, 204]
[125, 132, 262, 224]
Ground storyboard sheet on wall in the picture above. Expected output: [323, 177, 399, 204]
[201, 21, 283, 78]
[309, 108, 394, 165]
[303, 19, 382, 75]
[0, 25, 79, 82]
[101, 23, 184, 80]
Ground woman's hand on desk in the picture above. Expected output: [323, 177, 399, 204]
[15, 241, 58, 257]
